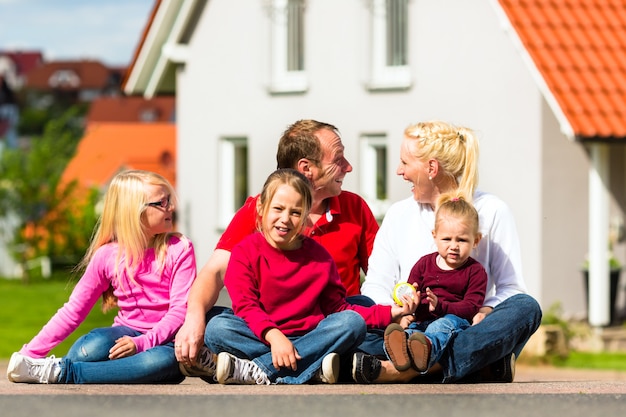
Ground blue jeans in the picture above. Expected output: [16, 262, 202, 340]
[440, 293, 542, 382]
[356, 293, 542, 383]
[397, 314, 470, 371]
[205, 309, 367, 384]
[58, 326, 184, 384]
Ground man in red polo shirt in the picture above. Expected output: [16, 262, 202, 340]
[175, 120, 379, 376]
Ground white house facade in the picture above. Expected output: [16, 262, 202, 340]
[125, 0, 626, 322]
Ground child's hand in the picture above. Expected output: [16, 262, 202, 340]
[425, 287, 438, 312]
[398, 315, 413, 329]
[109, 336, 137, 359]
[265, 328, 301, 371]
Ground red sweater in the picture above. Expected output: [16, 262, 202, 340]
[407, 252, 487, 322]
[225, 232, 392, 341]
[216, 191, 379, 296]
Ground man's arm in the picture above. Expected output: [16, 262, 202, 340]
[175, 248, 230, 366]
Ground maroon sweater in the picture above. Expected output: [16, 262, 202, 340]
[407, 252, 487, 322]
[225, 232, 392, 341]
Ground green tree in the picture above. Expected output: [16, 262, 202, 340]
[0, 106, 97, 281]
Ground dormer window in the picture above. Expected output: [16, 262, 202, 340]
[48, 69, 80, 88]
[139, 108, 160, 122]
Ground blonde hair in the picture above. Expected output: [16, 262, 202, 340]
[434, 191, 480, 238]
[404, 121, 479, 202]
[77, 170, 181, 312]
[256, 169, 313, 245]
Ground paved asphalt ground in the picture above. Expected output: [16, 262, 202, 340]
[1, 361, 625, 417]
[3, 294, 625, 416]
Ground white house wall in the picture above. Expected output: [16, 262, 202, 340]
[172, 0, 594, 315]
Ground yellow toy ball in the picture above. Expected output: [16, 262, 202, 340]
[393, 282, 417, 306]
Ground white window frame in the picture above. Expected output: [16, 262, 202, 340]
[266, 0, 307, 93]
[218, 137, 248, 228]
[367, 0, 411, 91]
[48, 69, 80, 88]
[360, 134, 390, 219]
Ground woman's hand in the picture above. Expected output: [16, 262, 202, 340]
[472, 306, 494, 325]
[264, 328, 301, 371]
[109, 336, 137, 359]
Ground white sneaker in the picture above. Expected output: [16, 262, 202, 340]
[179, 346, 217, 382]
[216, 352, 270, 385]
[7, 352, 62, 384]
[312, 353, 339, 384]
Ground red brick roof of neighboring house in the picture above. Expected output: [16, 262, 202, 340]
[86, 96, 175, 124]
[61, 123, 176, 189]
[25, 60, 123, 91]
[0, 50, 44, 76]
[498, 0, 626, 140]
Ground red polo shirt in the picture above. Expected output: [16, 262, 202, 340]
[216, 191, 379, 295]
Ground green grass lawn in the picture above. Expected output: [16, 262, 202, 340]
[0, 276, 117, 358]
[551, 351, 626, 371]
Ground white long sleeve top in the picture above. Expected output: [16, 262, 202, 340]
[361, 191, 528, 308]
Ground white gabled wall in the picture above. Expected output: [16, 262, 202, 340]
[172, 0, 592, 316]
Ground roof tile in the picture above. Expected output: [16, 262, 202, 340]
[499, 0, 626, 139]
[61, 123, 176, 189]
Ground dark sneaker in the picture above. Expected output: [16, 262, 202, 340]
[216, 352, 270, 385]
[312, 352, 339, 384]
[351, 352, 381, 384]
[407, 332, 432, 372]
[384, 323, 412, 371]
[179, 345, 217, 383]
[479, 353, 516, 383]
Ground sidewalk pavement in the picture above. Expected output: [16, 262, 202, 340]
[2, 360, 626, 395]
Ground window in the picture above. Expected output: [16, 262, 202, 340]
[360, 134, 390, 219]
[267, 0, 307, 93]
[219, 137, 249, 228]
[48, 69, 80, 88]
[368, 0, 411, 90]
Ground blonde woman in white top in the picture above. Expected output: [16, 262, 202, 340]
[354, 121, 542, 384]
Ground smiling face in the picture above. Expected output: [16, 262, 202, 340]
[309, 128, 353, 201]
[432, 214, 480, 270]
[143, 183, 175, 236]
[396, 137, 435, 204]
[260, 183, 306, 250]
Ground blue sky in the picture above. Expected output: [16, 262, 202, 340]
[0, 0, 155, 66]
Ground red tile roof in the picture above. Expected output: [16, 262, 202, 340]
[61, 123, 176, 189]
[0, 51, 44, 77]
[86, 96, 175, 124]
[25, 60, 122, 91]
[498, 0, 626, 140]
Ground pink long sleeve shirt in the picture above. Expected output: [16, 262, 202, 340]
[225, 232, 392, 342]
[20, 235, 196, 358]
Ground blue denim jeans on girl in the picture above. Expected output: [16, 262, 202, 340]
[57, 326, 183, 384]
[205, 309, 367, 384]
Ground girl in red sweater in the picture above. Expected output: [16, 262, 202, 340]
[204, 169, 415, 384]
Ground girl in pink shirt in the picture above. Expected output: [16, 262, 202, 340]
[204, 169, 416, 385]
[7, 170, 196, 384]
